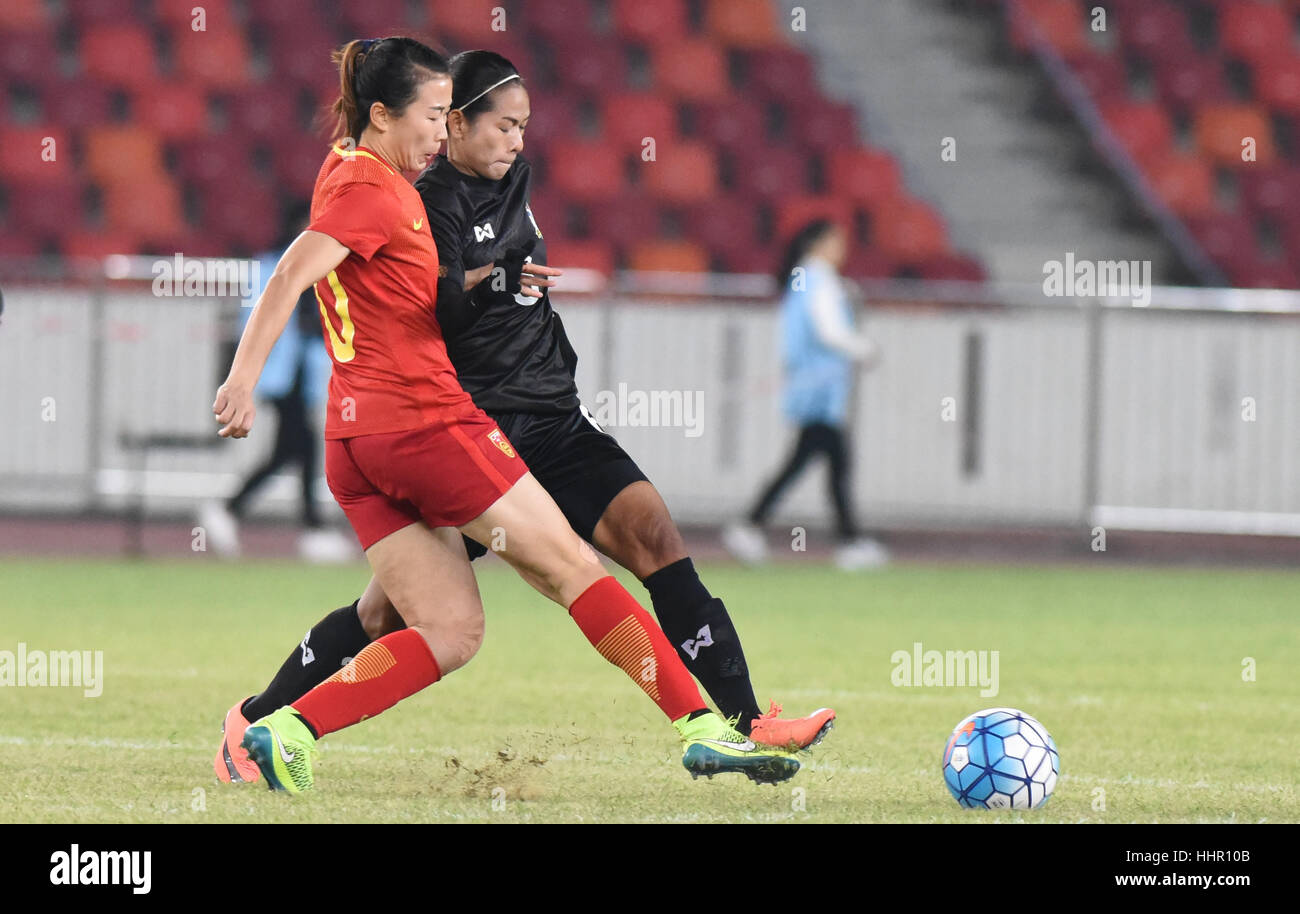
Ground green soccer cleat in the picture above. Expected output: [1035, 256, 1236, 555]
[240, 707, 319, 794]
[675, 712, 801, 785]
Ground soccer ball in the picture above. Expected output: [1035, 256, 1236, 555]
[942, 707, 1059, 809]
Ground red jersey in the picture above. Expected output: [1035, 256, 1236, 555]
[307, 142, 477, 439]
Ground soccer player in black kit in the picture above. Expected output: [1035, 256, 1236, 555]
[215, 50, 834, 783]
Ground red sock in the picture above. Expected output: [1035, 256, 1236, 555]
[569, 575, 706, 722]
[292, 628, 441, 737]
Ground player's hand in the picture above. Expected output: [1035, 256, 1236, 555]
[518, 261, 563, 299]
[213, 381, 256, 439]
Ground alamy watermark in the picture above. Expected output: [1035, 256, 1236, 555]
[1043, 252, 1151, 306]
[152, 253, 259, 299]
[0, 643, 104, 697]
[587, 384, 704, 438]
[891, 641, 999, 697]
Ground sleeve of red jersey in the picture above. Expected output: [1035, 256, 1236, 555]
[308, 181, 402, 261]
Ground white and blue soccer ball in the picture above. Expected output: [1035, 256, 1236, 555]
[942, 707, 1059, 809]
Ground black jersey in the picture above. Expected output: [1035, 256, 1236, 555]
[414, 154, 579, 415]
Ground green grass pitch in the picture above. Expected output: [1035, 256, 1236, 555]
[1, 556, 1296, 823]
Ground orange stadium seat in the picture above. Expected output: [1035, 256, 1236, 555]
[80, 24, 160, 90]
[1147, 153, 1216, 217]
[776, 196, 854, 242]
[0, 126, 72, 183]
[102, 173, 186, 251]
[546, 140, 626, 200]
[171, 27, 252, 88]
[546, 238, 615, 274]
[133, 84, 210, 140]
[642, 142, 719, 202]
[628, 239, 710, 272]
[0, 0, 46, 29]
[652, 39, 730, 102]
[612, 0, 687, 45]
[1252, 54, 1300, 115]
[826, 148, 904, 207]
[1194, 103, 1276, 167]
[600, 91, 679, 153]
[1220, 1, 1295, 64]
[704, 0, 785, 49]
[1099, 100, 1174, 169]
[1008, 0, 1089, 58]
[84, 126, 165, 185]
[869, 196, 950, 266]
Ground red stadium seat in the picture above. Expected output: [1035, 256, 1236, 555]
[84, 126, 165, 185]
[1008, 0, 1089, 58]
[262, 21, 338, 92]
[0, 233, 44, 257]
[273, 134, 333, 199]
[1189, 212, 1259, 271]
[133, 84, 210, 140]
[1146, 153, 1216, 218]
[244, 0, 319, 28]
[80, 24, 160, 90]
[428, 0, 509, 43]
[1226, 253, 1300, 289]
[917, 252, 987, 282]
[60, 231, 140, 259]
[642, 142, 719, 202]
[600, 91, 679, 153]
[628, 239, 710, 272]
[546, 140, 626, 200]
[688, 98, 766, 151]
[516, 0, 596, 44]
[546, 237, 615, 274]
[1065, 50, 1129, 101]
[171, 27, 252, 88]
[201, 180, 279, 253]
[719, 242, 780, 276]
[1116, 1, 1195, 62]
[102, 173, 186, 251]
[684, 196, 762, 260]
[1220, 2, 1295, 65]
[0, 28, 58, 84]
[1194, 103, 1276, 167]
[40, 79, 116, 126]
[553, 40, 627, 94]
[1252, 53, 1300, 115]
[173, 136, 256, 194]
[612, 0, 687, 45]
[0, 126, 69, 184]
[741, 47, 814, 101]
[790, 98, 862, 152]
[155, 0, 234, 30]
[1099, 100, 1174, 169]
[340, 0, 412, 36]
[221, 86, 304, 140]
[728, 146, 812, 199]
[842, 247, 898, 281]
[5, 180, 89, 244]
[0, 0, 46, 29]
[580, 195, 664, 248]
[704, 0, 785, 49]
[652, 39, 730, 102]
[775, 196, 854, 243]
[826, 148, 904, 207]
[1238, 164, 1300, 220]
[869, 196, 950, 266]
[1153, 56, 1232, 112]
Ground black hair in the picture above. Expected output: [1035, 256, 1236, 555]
[331, 36, 451, 142]
[449, 50, 526, 121]
[777, 218, 839, 287]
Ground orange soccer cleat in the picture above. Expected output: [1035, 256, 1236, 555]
[748, 701, 836, 751]
[213, 697, 262, 783]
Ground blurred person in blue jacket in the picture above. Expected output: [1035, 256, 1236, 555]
[723, 219, 889, 570]
[200, 202, 350, 562]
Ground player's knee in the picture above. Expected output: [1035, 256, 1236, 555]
[357, 590, 403, 640]
[632, 514, 687, 577]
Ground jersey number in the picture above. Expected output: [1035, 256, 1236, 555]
[316, 270, 356, 362]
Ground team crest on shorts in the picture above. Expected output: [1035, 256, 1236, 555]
[488, 428, 516, 458]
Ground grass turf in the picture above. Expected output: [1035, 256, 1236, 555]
[0, 556, 1296, 823]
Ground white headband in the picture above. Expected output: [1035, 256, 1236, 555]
[456, 74, 521, 112]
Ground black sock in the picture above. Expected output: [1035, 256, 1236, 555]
[241, 600, 372, 722]
[643, 557, 763, 734]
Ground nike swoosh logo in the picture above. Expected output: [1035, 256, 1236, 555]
[413, 218, 423, 230]
[701, 738, 756, 752]
[273, 729, 294, 764]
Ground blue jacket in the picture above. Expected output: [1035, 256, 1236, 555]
[780, 258, 855, 425]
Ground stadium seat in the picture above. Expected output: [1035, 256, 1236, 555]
[1007, 0, 1089, 58]
[600, 91, 680, 153]
[5, 180, 88, 244]
[642, 142, 719, 202]
[243, 0, 320, 28]
[221, 86, 304, 140]
[1220, 1, 1295, 64]
[0, 0, 46, 29]
[516, 89, 583, 148]
[40, 80, 117, 127]
[80, 24, 160, 90]
[428, 0, 509, 43]
[84, 126, 166, 185]
[340, 0, 412, 36]
[201, 179, 278, 253]
[1099, 100, 1174, 169]
[688, 98, 766, 151]
[741, 47, 814, 101]
[826, 148, 905, 207]
[1194, 103, 1276, 167]
[60, 231, 139, 259]
[652, 39, 730, 102]
[552, 41, 627, 94]
[173, 136, 255, 194]
[546, 140, 626, 200]
[612, 0, 688, 45]
[683, 196, 762, 259]
[171, 27, 252, 88]
[546, 237, 615, 274]
[262, 22, 338, 91]
[917, 252, 988, 282]
[64, 0, 136, 30]
[628, 239, 710, 272]
[1238, 164, 1300, 220]
[155, 0, 233, 30]
[704, 0, 785, 49]
[1252, 53, 1300, 115]
[0, 28, 58, 84]
[133, 84, 210, 140]
[775, 196, 855, 243]
[868, 196, 950, 266]
[1189, 212, 1260, 269]
[791, 98, 862, 151]
[581, 195, 664, 248]
[727, 146, 812, 199]
[272, 134, 333, 199]
[102, 173, 186, 250]
[1116, 1, 1195, 61]
[840, 246, 896, 281]
[516, 0, 596, 44]
[1147, 153, 1216, 218]
[0, 233, 44, 257]
[1066, 50, 1129, 101]
[1153, 56, 1232, 112]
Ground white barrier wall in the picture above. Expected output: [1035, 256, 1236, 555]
[2, 282, 1296, 534]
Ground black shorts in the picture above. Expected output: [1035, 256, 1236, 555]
[463, 404, 648, 559]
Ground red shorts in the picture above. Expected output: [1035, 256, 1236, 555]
[325, 410, 529, 550]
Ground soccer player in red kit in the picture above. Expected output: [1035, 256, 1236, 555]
[211, 36, 798, 792]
